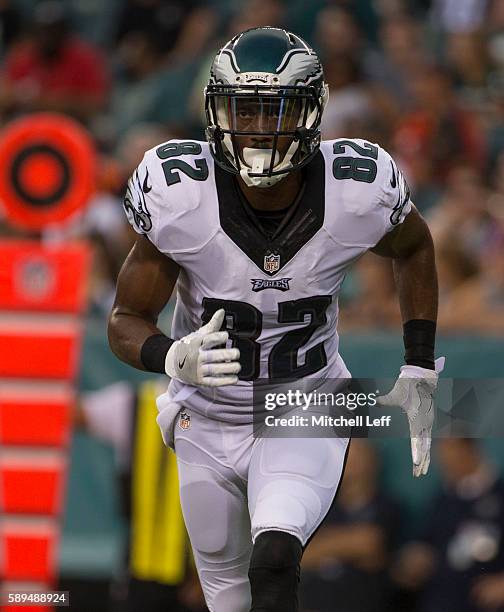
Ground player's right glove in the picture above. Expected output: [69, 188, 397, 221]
[164, 309, 240, 387]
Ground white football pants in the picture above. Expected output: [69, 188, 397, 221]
[173, 408, 349, 612]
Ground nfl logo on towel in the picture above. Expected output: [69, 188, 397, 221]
[179, 411, 191, 430]
[264, 253, 280, 273]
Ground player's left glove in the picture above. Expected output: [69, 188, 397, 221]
[378, 357, 445, 477]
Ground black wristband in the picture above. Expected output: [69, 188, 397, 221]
[403, 319, 436, 370]
[140, 334, 174, 373]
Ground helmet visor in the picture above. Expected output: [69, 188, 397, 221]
[216, 95, 304, 134]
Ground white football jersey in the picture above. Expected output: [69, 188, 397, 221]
[124, 138, 411, 420]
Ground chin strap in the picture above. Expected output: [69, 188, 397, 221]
[240, 139, 299, 188]
[240, 149, 275, 187]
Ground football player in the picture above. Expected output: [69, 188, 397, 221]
[109, 27, 441, 612]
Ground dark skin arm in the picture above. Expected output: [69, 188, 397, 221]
[371, 205, 438, 322]
[108, 235, 180, 370]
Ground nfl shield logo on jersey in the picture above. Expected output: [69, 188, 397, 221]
[264, 253, 280, 273]
[179, 411, 191, 430]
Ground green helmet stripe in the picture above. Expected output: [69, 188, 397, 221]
[233, 29, 291, 73]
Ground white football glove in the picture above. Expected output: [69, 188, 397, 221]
[378, 357, 445, 477]
[165, 309, 240, 387]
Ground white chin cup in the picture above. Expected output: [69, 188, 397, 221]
[242, 147, 279, 169]
[240, 147, 286, 188]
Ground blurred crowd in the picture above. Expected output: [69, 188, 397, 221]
[301, 438, 504, 612]
[0, 0, 502, 333]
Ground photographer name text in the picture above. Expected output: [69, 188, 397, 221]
[264, 414, 392, 428]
